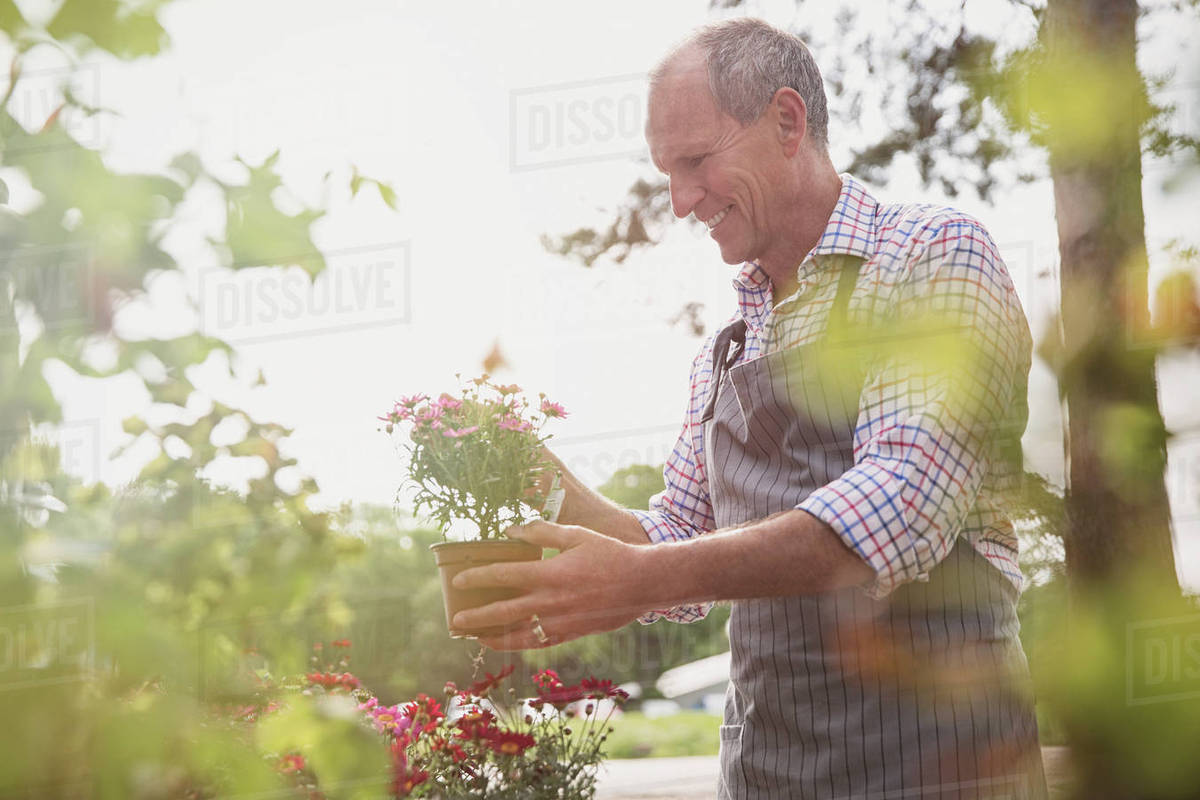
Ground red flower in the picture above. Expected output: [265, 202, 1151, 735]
[532, 669, 560, 689]
[305, 671, 360, 691]
[465, 664, 515, 698]
[403, 693, 445, 730]
[455, 708, 498, 742]
[533, 683, 587, 709]
[430, 735, 469, 763]
[485, 729, 536, 756]
[392, 766, 429, 797]
[276, 753, 306, 773]
[581, 677, 630, 701]
[332, 639, 351, 648]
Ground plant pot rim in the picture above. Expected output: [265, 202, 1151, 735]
[429, 538, 540, 549]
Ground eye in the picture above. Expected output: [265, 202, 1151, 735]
[688, 154, 706, 169]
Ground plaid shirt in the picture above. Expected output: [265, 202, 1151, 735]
[632, 174, 1032, 623]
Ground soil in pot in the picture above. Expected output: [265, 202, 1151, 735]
[431, 539, 543, 638]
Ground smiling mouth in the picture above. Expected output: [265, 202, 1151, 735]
[706, 205, 733, 230]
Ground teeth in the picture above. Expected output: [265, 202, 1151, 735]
[706, 206, 731, 230]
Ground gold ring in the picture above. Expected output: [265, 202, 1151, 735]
[530, 614, 550, 645]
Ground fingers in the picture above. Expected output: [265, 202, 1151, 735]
[504, 519, 580, 550]
[452, 596, 534, 634]
[452, 560, 536, 591]
[477, 625, 557, 651]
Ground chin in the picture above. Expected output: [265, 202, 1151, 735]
[715, 241, 748, 266]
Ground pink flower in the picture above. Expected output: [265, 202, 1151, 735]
[497, 416, 532, 433]
[435, 393, 463, 410]
[371, 703, 409, 733]
[398, 393, 428, 408]
[442, 425, 480, 438]
[540, 399, 567, 418]
[415, 406, 444, 427]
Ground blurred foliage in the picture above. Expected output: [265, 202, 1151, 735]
[2, 0, 1197, 796]
[0, 0, 403, 796]
[595, 462, 667, 510]
[603, 710, 722, 759]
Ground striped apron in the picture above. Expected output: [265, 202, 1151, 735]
[706, 257, 1048, 799]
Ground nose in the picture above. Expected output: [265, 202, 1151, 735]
[668, 175, 704, 220]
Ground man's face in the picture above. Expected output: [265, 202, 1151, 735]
[646, 58, 789, 268]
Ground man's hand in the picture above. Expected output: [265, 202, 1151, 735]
[451, 521, 650, 651]
[523, 447, 562, 514]
[525, 448, 653, 546]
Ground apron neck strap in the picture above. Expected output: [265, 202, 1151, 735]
[700, 256, 865, 424]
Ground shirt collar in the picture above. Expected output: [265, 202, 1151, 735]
[731, 174, 879, 331]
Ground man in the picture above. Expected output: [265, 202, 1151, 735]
[454, 18, 1048, 799]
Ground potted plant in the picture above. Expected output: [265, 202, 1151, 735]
[379, 377, 566, 638]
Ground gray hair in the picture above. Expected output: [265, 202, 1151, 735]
[650, 18, 829, 147]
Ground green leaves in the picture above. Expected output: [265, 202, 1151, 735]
[349, 166, 399, 210]
[221, 150, 326, 276]
[258, 699, 391, 800]
[47, 0, 170, 59]
[0, 1, 408, 796]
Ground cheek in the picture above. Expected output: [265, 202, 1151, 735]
[725, 169, 769, 215]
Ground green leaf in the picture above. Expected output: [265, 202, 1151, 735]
[374, 180, 398, 210]
[222, 151, 326, 276]
[0, 0, 25, 34]
[258, 698, 391, 800]
[168, 151, 204, 183]
[47, 0, 170, 59]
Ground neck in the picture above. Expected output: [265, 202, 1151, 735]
[761, 160, 843, 302]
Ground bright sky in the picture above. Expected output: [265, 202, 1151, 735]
[14, 0, 1200, 588]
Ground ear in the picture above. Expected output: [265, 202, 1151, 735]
[771, 87, 808, 157]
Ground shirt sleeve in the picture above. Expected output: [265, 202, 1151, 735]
[796, 218, 1032, 598]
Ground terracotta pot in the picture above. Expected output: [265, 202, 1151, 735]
[430, 539, 542, 639]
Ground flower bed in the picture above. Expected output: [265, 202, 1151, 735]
[246, 643, 628, 799]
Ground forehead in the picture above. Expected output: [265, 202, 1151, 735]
[645, 59, 731, 170]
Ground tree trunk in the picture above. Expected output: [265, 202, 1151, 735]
[1044, 1, 1192, 798]
[1047, 0, 1178, 602]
